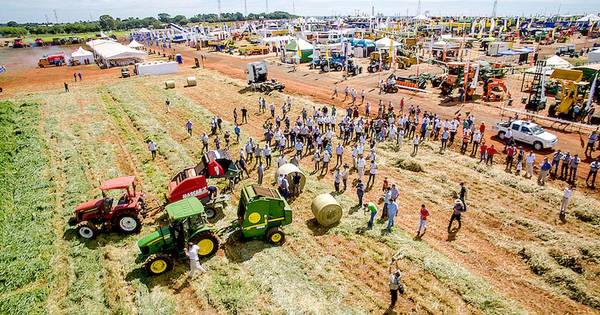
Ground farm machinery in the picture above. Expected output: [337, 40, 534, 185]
[38, 52, 66, 68]
[138, 198, 220, 276]
[367, 51, 392, 73]
[483, 79, 510, 101]
[12, 38, 26, 48]
[383, 74, 428, 93]
[547, 69, 589, 120]
[246, 61, 285, 93]
[438, 61, 508, 98]
[69, 176, 146, 239]
[138, 184, 292, 276]
[166, 150, 239, 219]
[320, 52, 346, 72]
[346, 59, 362, 76]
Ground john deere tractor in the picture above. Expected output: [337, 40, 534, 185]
[138, 198, 219, 276]
[234, 184, 292, 245]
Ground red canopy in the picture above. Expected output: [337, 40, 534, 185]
[100, 176, 135, 190]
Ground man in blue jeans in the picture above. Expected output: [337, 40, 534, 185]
[386, 200, 398, 231]
[366, 202, 377, 229]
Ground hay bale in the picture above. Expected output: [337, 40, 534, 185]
[311, 193, 342, 227]
[165, 80, 175, 89]
[275, 163, 306, 190]
[187, 76, 197, 87]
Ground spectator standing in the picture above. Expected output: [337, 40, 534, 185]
[356, 180, 365, 206]
[386, 200, 398, 231]
[587, 157, 600, 188]
[186, 119, 193, 137]
[559, 185, 573, 219]
[538, 157, 552, 185]
[416, 204, 429, 238]
[447, 199, 464, 231]
[147, 140, 157, 160]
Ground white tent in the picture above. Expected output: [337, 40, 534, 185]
[588, 49, 600, 64]
[375, 37, 402, 49]
[71, 46, 94, 64]
[577, 14, 600, 23]
[128, 40, 144, 49]
[413, 14, 430, 21]
[87, 39, 146, 68]
[546, 55, 572, 69]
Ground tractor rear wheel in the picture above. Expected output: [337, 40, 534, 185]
[144, 254, 173, 276]
[266, 227, 286, 245]
[76, 221, 98, 239]
[114, 213, 142, 234]
[191, 233, 219, 258]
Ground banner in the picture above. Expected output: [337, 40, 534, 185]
[586, 73, 598, 111]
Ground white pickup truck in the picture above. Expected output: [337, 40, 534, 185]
[493, 120, 558, 151]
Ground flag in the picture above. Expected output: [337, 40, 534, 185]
[471, 63, 479, 89]
[471, 19, 477, 34]
[489, 18, 496, 36]
[586, 73, 597, 111]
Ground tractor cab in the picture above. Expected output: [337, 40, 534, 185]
[70, 176, 146, 239]
[236, 184, 292, 245]
[137, 197, 219, 275]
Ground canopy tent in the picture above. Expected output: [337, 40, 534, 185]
[71, 46, 94, 64]
[87, 39, 146, 68]
[260, 35, 293, 44]
[588, 49, 600, 64]
[413, 14, 430, 21]
[286, 38, 314, 63]
[128, 40, 144, 49]
[350, 38, 375, 47]
[375, 37, 402, 49]
[545, 55, 572, 69]
[577, 14, 600, 23]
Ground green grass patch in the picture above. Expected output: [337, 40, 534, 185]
[0, 101, 55, 314]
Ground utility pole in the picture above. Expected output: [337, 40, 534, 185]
[45, 14, 50, 25]
[53, 9, 58, 23]
[244, 0, 247, 17]
[266, 0, 269, 13]
[292, 0, 296, 15]
[491, 0, 498, 18]
[417, 0, 422, 16]
[217, 0, 222, 20]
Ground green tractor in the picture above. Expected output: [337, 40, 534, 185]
[234, 184, 292, 245]
[137, 197, 219, 276]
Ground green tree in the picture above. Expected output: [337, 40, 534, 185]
[158, 13, 171, 23]
[99, 15, 117, 30]
[6, 21, 18, 27]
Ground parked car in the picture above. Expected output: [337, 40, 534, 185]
[121, 68, 130, 78]
[493, 120, 558, 150]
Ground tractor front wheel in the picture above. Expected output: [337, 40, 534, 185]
[144, 254, 173, 276]
[191, 233, 219, 258]
[204, 206, 217, 220]
[114, 213, 142, 234]
[76, 221, 98, 239]
[266, 227, 286, 245]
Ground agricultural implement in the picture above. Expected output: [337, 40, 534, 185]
[346, 59, 362, 76]
[483, 79, 510, 102]
[38, 53, 66, 68]
[139, 184, 292, 276]
[165, 149, 239, 219]
[69, 176, 146, 239]
[246, 61, 285, 93]
[383, 74, 428, 93]
[138, 198, 220, 276]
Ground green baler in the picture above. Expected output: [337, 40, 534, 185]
[137, 197, 219, 276]
[236, 184, 292, 244]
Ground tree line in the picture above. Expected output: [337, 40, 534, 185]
[0, 11, 294, 36]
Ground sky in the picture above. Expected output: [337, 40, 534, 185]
[1, 0, 599, 23]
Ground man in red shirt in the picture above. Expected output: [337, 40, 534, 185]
[505, 144, 515, 171]
[479, 122, 486, 135]
[486, 144, 497, 165]
[479, 142, 488, 163]
[416, 204, 430, 238]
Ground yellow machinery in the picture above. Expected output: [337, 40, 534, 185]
[550, 69, 586, 116]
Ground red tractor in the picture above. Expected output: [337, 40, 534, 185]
[69, 176, 146, 239]
[166, 150, 236, 219]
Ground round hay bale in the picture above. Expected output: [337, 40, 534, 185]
[311, 193, 343, 227]
[275, 163, 306, 190]
[165, 80, 175, 89]
[187, 76, 197, 86]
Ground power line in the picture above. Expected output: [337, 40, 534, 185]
[491, 0, 498, 18]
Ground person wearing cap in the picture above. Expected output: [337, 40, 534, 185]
[587, 157, 600, 188]
[538, 157, 552, 185]
[447, 199, 464, 231]
[185, 242, 206, 278]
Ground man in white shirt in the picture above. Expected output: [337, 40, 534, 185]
[560, 185, 573, 219]
[357, 156, 366, 183]
[185, 242, 206, 278]
[335, 144, 344, 167]
[525, 151, 536, 178]
[367, 161, 377, 187]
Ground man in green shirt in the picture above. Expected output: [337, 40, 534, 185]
[366, 202, 377, 229]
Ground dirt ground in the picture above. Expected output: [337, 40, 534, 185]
[1, 42, 600, 314]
